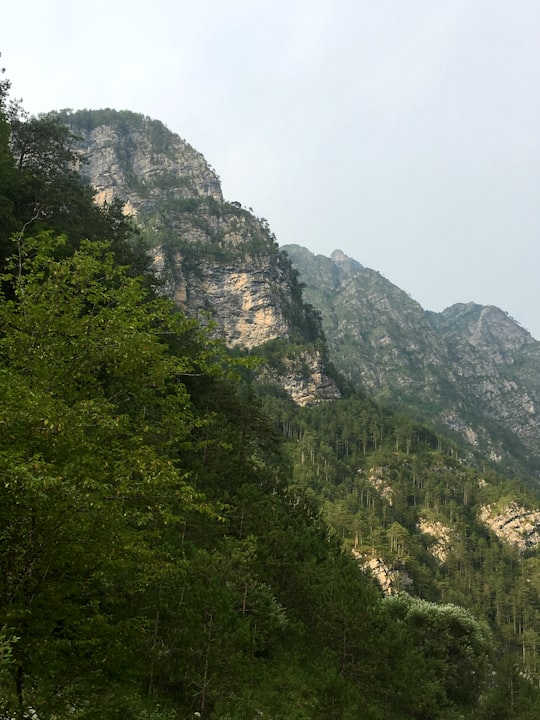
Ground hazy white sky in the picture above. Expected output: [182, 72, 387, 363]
[2, 1, 540, 337]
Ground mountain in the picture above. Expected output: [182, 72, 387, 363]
[62, 105, 540, 562]
[283, 244, 540, 479]
[60, 109, 340, 406]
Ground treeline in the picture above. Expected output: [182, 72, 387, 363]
[0, 65, 538, 719]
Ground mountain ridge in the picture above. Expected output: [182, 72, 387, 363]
[283, 244, 540, 479]
[43, 105, 540, 712]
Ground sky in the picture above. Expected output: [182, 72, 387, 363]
[2, 0, 540, 338]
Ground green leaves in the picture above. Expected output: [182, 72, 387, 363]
[0, 235, 222, 715]
[380, 594, 494, 717]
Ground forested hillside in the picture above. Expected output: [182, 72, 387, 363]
[1, 67, 540, 719]
[264, 389, 540, 679]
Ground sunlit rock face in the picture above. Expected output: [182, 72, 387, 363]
[260, 349, 342, 407]
[366, 467, 394, 505]
[64, 110, 339, 406]
[72, 116, 223, 212]
[479, 503, 540, 551]
[153, 248, 292, 350]
[418, 519, 453, 563]
[352, 550, 412, 595]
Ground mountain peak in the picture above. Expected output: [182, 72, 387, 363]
[60, 111, 339, 406]
[330, 249, 349, 262]
[61, 108, 223, 215]
[434, 302, 534, 356]
[330, 248, 363, 275]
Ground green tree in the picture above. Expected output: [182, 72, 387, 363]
[0, 234, 223, 717]
[381, 594, 493, 718]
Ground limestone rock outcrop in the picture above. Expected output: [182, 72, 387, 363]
[479, 503, 540, 551]
[261, 349, 342, 407]
[154, 247, 292, 349]
[352, 550, 413, 595]
[61, 110, 338, 405]
[72, 113, 222, 213]
[418, 519, 453, 563]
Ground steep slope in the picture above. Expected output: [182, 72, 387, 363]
[68, 108, 223, 209]
[283, 246, 449, 390]
[57, 108, 540, 473]
[283, 244, 540, 478]
[5, 89, 540, 717]
[60, 110, 339, 405]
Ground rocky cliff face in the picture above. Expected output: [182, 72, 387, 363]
[153, 243, 291, 350]
[479, 503, 540, 551]
[283, 244, 540, 478]
[62, 110, 338, 406]
[283, 247, 449, 392]
[70, 110, 223, 211]
[428, 303, 540, 457]
[430, 303, 534, 362]
[418, 519, 453, 563]
[352, 550, 413, 595]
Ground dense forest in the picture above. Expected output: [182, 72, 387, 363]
[1, 65, 540, 719]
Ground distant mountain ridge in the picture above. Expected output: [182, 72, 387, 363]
[283, 244, 540, 478]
